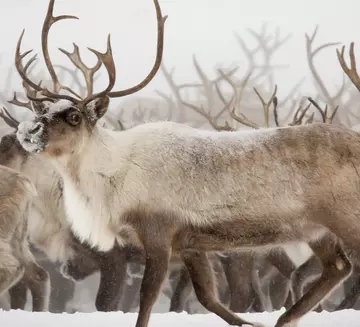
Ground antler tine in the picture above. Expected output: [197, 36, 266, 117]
[59, 42, 102, 97]
[0, 107, 20, 129]
[41, 0, 78, 95]
[219, 70, 260, 129]
[15, 30, 43, 93]
[307, 97, 339, 123]
[178, 66, 238, 91]
[15, 30, 80, 104]
[108, 0, 167, 98]
[272, 79, 305, 127]
[305, 26, 342, 109]
[27, 94, 56, 104]
[13, 57, 44, 111]
[253, 84, 278, 128]
[273, 96, 280, 127]
[82, 34, 116, 105]
[21, 55, 42, 100]
[180, 70, 235, 131]
[8, 92, 32, 110]
[336, 42, 360, 92]
[330, 105, 340, 122]
[117, 120, 125, 131]
[289, 102, 312, 126]
[13, 36, 51, 111]
[181, 100, 234, 131]
[307, 97, 326, 122]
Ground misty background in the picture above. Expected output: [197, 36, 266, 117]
[0, 0, 360, 129]
[0, 0, 359, 314]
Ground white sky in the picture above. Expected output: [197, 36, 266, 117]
[0, 0, 359, 111]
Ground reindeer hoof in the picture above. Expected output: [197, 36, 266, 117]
[274, 318, 299, 327]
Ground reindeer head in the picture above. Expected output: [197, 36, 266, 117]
[17, 97, 111, 157]
[15, 0, 167, 158]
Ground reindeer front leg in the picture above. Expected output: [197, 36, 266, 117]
[135, 246, 171, 327]
[96, 248, 128, 311]
[274, 233, 352, 327]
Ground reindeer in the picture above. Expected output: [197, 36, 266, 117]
[2, 72, 144, 311]
[287, 42, 360, 313]
[0, 0, 179, 314]
[158, 53, 326, 313]
[13, 1, 360, 327]
[0, 24, 227, 318]
[0, 113, 132, 312]
[0, 163, 50, 311]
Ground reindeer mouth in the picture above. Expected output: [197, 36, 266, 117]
[16, 121, 48, 153]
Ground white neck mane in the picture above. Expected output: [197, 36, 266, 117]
[48, 124, 135, 251]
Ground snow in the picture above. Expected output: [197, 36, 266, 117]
[1, 308, 360, 327]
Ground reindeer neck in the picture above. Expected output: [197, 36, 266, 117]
[51, 125, 132, 185]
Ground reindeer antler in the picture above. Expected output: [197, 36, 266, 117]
[59, 43, 102, 97]
[107, 0, 167, 98]
[337, 42, 360, 93]
[8, 93, 32, 111]
[15, 30, 81, 104]
[305, 26, 348, 114]
[41, 0, 80, 97]
[15, 0, 167, 111]
[218, 70, 260, 129]
[0, 107, 20, 129]
[253, 85, 278, 128]
[234, 23, 291, 86]
[287, 99, 313, 126]
[307, 97, 339, 124]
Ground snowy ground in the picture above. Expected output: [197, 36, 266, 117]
[1, 309, 360, 327]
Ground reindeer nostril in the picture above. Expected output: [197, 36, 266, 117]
[29, 123, 42, 135]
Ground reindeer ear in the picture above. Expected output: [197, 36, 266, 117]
[85, 96, 110, 123]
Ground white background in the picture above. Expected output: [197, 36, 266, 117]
[0, 0, 359, 115]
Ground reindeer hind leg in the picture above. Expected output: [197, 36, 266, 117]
[182, 251, 264, 327]
[0, 249, 24, 296]
[21, 245, 50, 312]
[8, 279, 28, 309]
[169, 265, 193, 312]
[336, 269, 360, 310]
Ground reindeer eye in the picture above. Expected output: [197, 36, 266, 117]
[66, 112, 82, 126]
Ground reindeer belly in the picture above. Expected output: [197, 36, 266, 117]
[180, 217, 308, 253]
[63, 182, 116, 251]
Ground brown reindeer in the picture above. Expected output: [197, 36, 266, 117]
[280, 42, 360, 314]
[0, 59, 227, 317]
[0, 164, 50, 311]
[14, 2, 360, 327]
[0, 0, 166, 313]
[161, 60, 331, 313]
[159, 60, 315, 313]
[0, 0, 193, 314]
[0, 112, 132, 312]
